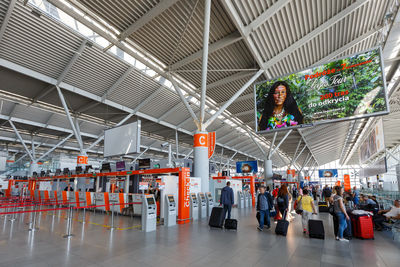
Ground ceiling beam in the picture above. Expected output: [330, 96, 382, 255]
[204, 71, 256, 91]
[312, 26, 383, 67]
[104, 0, 179, 52]
[242, 0, 291, 37]
[221, 0, 270, 79]
[0, 0, 17, 42]
[262, 0, 368, 70]
[170, 31, 243, 70]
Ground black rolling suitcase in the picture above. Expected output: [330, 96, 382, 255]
[224, 219, 238, 230]
[275, 212, 289, 236]
[333, 214, 352, 239]
[308, 219, 325, 239]
[209, 207, 225, 228]
[318, 202, 329, 213]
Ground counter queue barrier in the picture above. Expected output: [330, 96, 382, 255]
[0, 197, 143, 236]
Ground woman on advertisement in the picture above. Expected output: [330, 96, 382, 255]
[258, 81, 304, 131]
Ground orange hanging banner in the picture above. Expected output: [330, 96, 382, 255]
[178, 167, 191, 224]
[208, 132, 216, 159]
[344, 174, 351, 191]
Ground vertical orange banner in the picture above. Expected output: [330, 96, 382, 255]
[178, 167, 191, 224]
[208, 132, 216, 159]
[344, 174, 351, 191]
[250, 176, 256, 207]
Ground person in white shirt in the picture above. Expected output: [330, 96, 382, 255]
[373, 200, 400, 231]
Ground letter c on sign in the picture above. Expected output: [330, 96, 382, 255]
[199, 136, 205, 145]
[194, 133, 208, 147]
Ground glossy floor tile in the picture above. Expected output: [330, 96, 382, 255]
[0, 207, 399, 267]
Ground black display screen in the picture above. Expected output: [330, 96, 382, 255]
[191, 194, 197, 201]
[146, 197, 155, 205]
[168, 196, 175, 203]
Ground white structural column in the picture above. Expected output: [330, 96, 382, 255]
[56, 85, 84, 152]
[199, 0, 212, 126]
[192, 0, 211, 193]
[9, 121, 34, 162]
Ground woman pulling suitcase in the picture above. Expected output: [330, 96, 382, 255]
[332, 186, 351, 242]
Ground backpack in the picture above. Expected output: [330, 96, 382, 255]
[277, 196, 285, 207]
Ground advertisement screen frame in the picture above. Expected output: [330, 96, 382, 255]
[254, 46, 389, 134]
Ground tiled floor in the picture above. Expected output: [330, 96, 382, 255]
[0, 206, 399, 267]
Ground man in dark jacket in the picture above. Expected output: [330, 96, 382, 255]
[256, 186, 273, 231]
[220, 181, 234, 219]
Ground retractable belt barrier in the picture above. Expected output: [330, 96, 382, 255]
[0, 201, 142, 215]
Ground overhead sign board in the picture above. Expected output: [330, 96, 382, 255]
[255, 47, 388, 133]
[359, 118, 385, 164]
[236, 161, 258, 173]
[318, 169, 338, 178]
[104, 121, 141, 157]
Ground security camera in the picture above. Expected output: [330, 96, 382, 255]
[161, 142, 169, 148]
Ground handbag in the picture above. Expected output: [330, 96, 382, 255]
[328, 204, 335, 216]
[295, 196, 303, 214]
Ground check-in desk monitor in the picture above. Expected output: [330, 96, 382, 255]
[164, 194, 176, 227]
[246, 191, 252, 207]
[189, 193, 199, 221]
[198, 193, 207, 219]
[205, 192, 214, 216]
[238, 191, 244, 209]
[243, 191, 248, 208]
[142, 195, 157, 232]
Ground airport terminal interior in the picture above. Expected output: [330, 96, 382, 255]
[1, 0, 400, 266]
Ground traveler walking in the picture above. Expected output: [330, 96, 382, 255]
[296, 189, 317, 234]
[256, 186, 273, 231]
[333, 186, 350, 242]
[276, 184, 289, 220]
[220, 181, 234, 220]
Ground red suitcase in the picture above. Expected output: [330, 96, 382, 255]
[352, 215, 374, 239]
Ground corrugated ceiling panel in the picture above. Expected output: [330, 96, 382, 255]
[64, 46, 130, 97]
[0, 3, 83, 79]
[77, 0, 160, 34]
[139, 88, 181, 118]
[132, 0, 236, 66]
[107, 70, 161, 109]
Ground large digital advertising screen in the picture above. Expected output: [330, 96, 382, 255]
[236, 161, 258, 173]
[318, 169, 338, 178]
[255, 47, 388, 133]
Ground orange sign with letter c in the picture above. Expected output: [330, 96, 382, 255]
[77, 156, 88, 165]
[194, 133, 208, 147]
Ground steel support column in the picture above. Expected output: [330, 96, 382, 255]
[199, 0, 212, 126]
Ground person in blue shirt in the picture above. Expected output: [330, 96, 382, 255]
[220, 181, 234, 219]
[352, 186, 360, 205]
[256, 186, 274, 231]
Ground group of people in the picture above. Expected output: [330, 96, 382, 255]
[220, 181, 400, 240]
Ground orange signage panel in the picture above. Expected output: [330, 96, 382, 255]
[344, 174, 351, 191]
[178, 167, 190, 224]
[194, 133, 208, 147]
[77, 155, 88, 165]
[208, 132, 216, 159]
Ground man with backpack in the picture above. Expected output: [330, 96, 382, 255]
[256, 186, 273, 231]
[220, 181, 234, 219]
